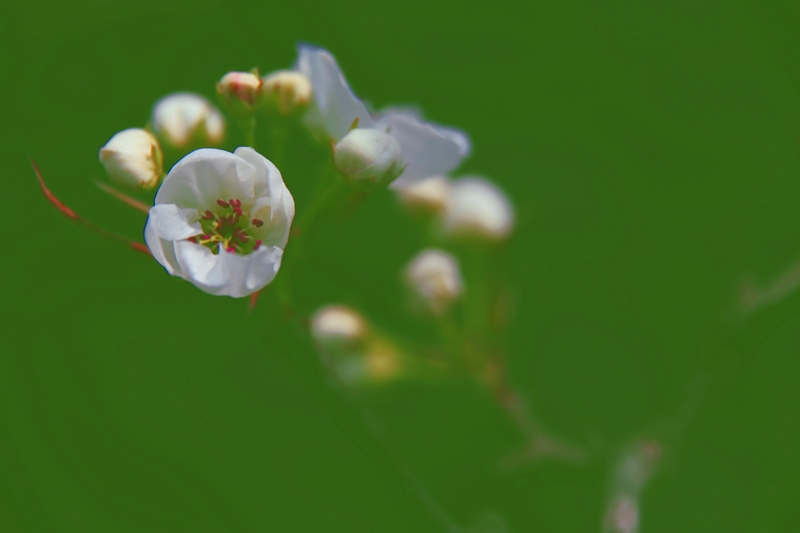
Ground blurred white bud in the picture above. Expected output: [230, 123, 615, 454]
[404, 249, 463, 314]
[397, 175, 450, 215]
[262, 70, 312, 116]
[99, 128, 163, 190]
[216, 71, 264, 115]
[310, 305, 368, 350]
[442, 177, 514, 241]
[333, 128, 403, 186]
[602, 495, 639, 533]
[152, 93, 225, 149]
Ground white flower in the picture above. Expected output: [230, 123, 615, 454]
[332, 128, 403, 186]
[99, 128, 163, 189]
[144, 147, 295, 298]
[397, 175, 450, 214]
[404, 249, 463, 314]
[294, 44, 470, 189]
[152, 93, 225, 149]
[310, 305, 368, 349]
[441, 177, 514, 241]
[261, 70, 313, 115]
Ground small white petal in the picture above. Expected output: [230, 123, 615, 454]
[155, 148, 257, 208]
[296, 44, 374, 140]
[374, 111, 469, 189]
[147, 204, 202, 241]
[144, 218, 181, 276]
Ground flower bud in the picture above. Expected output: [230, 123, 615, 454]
[216, 71, 264, 115]
[442, 177, 514, 242]
[397, 175, 450, 215]
[333, 128, 403, 187]
[310, 305, 368, 351]
[404, 249, 463, 314]
[152, 93, 225, 150]
[99, 128, 163, 190]
[261, 70, 312, 116]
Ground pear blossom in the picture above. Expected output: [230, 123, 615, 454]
[441, 177, 514, 241]
[404, 249, 463, 314]
[99, 128, 164, 189]
[152, 93, 225, 149]
[294, 44, 470, 189]
[144, 147, 294, 297]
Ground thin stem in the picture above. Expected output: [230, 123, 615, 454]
[236, 116, 256, 148]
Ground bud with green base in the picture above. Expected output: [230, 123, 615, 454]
[216, 70, 264, 147]
[261, 70, 312, 117]
[99, 128, 164, 190]
[332, 127, 404, 189]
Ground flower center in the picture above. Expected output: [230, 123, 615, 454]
[187, 198, 263, 254]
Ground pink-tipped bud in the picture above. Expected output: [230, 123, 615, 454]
[216, 71, 264, 116]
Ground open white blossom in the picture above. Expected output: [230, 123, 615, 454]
[99, 128, 163, 190]
[294, 44, 470, 189]
[441, 177, 514, 241]
[404, 249, 463, 314]
[144, 147, 294, 298]
[152, 93, 225, 149]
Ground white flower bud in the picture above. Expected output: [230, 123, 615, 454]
[216, 71, 264, 115]
[262, 70, 312, 116]
[397, 175, 450, 214]
[333, 128, 403, 186]
[310, 305, 368, 350]
[99, 128, 163, 190]
[442, 177, 514, 241]
[152, 93, 225, 149]
[603, 495, 639, 533]
[404, 249, 463, 314]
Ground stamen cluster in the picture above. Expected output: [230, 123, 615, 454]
[187, 197, 264, 254]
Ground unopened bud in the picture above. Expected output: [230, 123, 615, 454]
[602, 495, 639, 533]
[404, 249, 463, 314]
[333, 128, 403, 187]
[310, 305, 368, 351]
[442, 177, 514, 242]
[262, 70, 312, 116]
[99, 128, 163, 190]
[152, 93, 225, 150]
[397, 175, 450, 214]
[216, 71, 264, 115]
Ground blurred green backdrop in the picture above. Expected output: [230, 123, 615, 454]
[3, 0, 800, 531]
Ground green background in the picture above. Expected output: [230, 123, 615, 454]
[2, 0, 800, 530]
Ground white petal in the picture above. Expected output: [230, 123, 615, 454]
[155, 149, 257, 208]
[147, 204, 202, 241]
[174, 241, 283, 298]
[144, 217, 181, 276]
[374, 111, 469, 189]
[296, 44, 374, 140]
[233, 146, 284, 210]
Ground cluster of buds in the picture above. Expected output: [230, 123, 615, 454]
[399, 175, 515, 243]
[216, 68, 314, 119]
